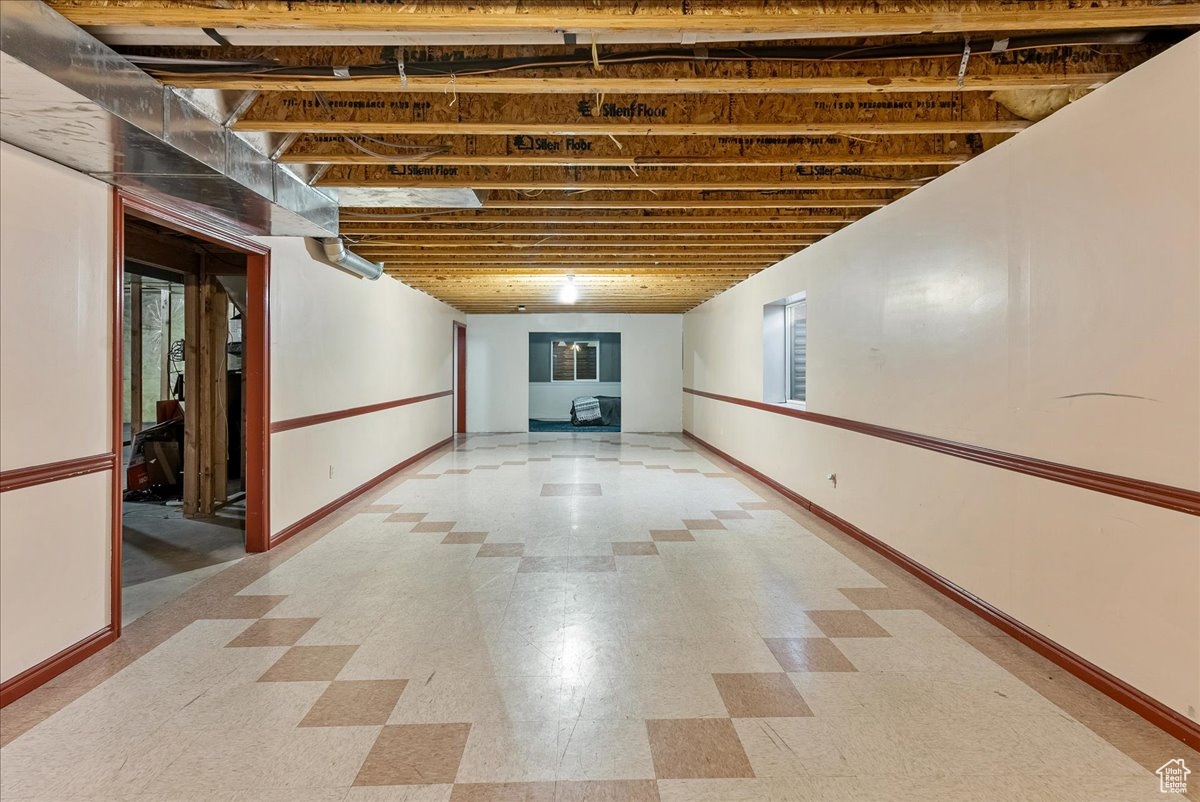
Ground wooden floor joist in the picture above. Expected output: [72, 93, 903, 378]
[48, 1, 1200, 36]
[281, 132, 978, 169]
[71, 0, 1194, 314]
[241, 119, 1030, 137]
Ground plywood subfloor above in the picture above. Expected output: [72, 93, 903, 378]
[53, 0, 1200, 312]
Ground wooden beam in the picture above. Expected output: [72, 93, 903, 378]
[182, 270, 199, 517]
[283, 132, 975, 168]
[168, 71, 1126, 95]
[468, 199, 886, 209]
[339, 214, 862, 225]
[237, 90, 1027, 137]
[241, 119, 1028, 137]
[321, 172, 930, 191]
[207, 281, 229, 507]
[343, 228, 841, 237]
[129, 275, 143, 436]
[49, 2, 1200, 35]
[353, 239, 818, 249]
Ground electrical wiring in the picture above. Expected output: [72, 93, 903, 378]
[124, 32, 1153, 81]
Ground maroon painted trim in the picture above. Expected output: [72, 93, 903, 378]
[682, 429, 1200, 751]
[0, 453, 117, 494]
[117, 190, 272, 554]
[269, 436, 453, 548]
[0, 626, 116, 707]
[454, 322, 468, 434]
[269, 391, 453, 434]
[684, 388, 1200, 516]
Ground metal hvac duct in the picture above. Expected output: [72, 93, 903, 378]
[0, 1, 337, 237]
[318, 238, 385, 281]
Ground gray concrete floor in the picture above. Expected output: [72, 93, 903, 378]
[121, 497, 246, 587]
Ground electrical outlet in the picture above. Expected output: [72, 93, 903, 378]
[329, 465, 334, 479]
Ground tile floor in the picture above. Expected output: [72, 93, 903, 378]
[1, 432, 1196, 801]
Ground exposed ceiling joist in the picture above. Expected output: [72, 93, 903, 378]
[47, 1, 1200, 37]
[52, 0, 1195, 313]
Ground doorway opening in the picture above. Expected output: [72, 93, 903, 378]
[115, 193, 270, 627]
[453, 322, 467, 434]
[528, 332, 621, 432]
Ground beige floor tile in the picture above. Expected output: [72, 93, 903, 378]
[645, 718, 755, 779]
[456, 721, 561, 783]
[227, 617, 319, 648]
[354, 723, 472, 786]
[478, 543, 525, 558]
[764, 638, 856, 672]
[259, 645, 359, 682]
[556, 719, 655, 780]
[656, 778, 778, 802]
[612, 542, 659, 556]
[144, 725, 380, 793]
[363, 504, 402, 513]
[712, 673, 813, 717]
[300, 679, 409, 727]
[346, 786, 452, 801]
[805, 610, 891, 638]
[541, 484, 603, 496]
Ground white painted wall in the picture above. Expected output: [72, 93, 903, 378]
[529, 382, 622, 420]
[466, 313, 682, 432]
[0, 142, 114, 682]
[683, 37, 1200, 721]
[264, 237, 459, 536]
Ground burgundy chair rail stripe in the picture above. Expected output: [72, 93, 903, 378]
[0, 453, 117, 494]
[270, 390, 453, 434]
[683, 388, 1200, 516]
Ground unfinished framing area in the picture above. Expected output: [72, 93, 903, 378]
[114, 191, 272, 567]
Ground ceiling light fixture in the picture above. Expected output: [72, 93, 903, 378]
[559, 274, 578, 304]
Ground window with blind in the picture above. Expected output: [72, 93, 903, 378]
[785, 299, 807, 404]
[550, 340, 600, 382]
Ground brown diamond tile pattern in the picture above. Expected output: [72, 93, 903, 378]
[672, 468, 701, 474]
[386, 512, 428, 523]
[612, 542, 660, 556]
[413, 521, 457, 533]
[299, 679, 408, 727]
[226, 618, 317, 648]
[361, 504, 401, 513]
[682, 519, 726, 531]
[197, 595, 286, 620]
[442, 532, 489, 545]
[712, 509, 753, 520]
[541, 483, 602, 496]
[764, 638, 857, 672]
[646, 718, 755, 779]
[258, 645, 358, 682]
[806, 610, 891, 638]
[712, 673, 814, 717]
[649, 530, 695, 543]
[738, 501, 776, 510]
[355, 723, 472, 786]
[477, 543, 525, 558]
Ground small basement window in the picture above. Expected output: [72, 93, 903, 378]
[763, 291, 807, 408]
[785, 298, 807, 404]
[551, 340, 600, 382]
